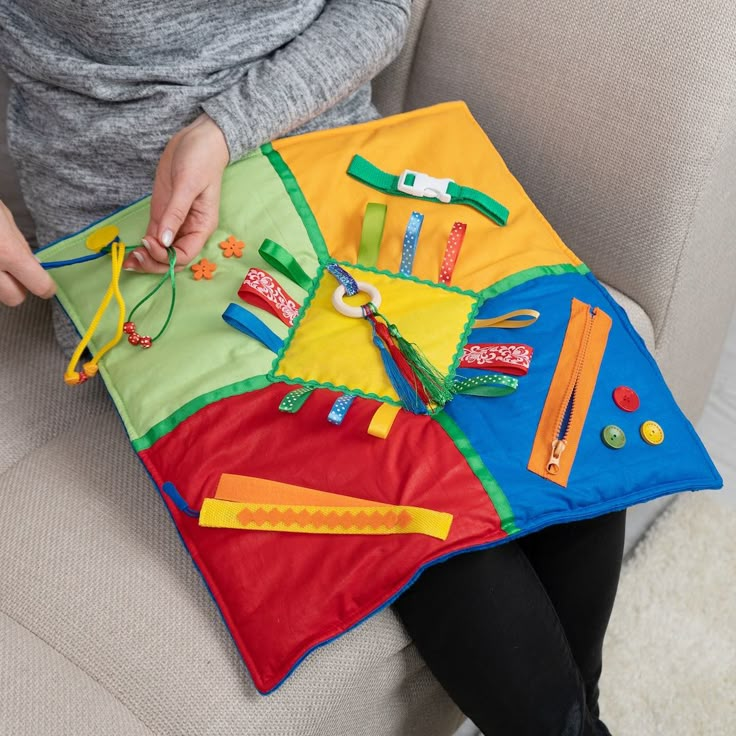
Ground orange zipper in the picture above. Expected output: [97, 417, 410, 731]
[528, 298, 612, 487]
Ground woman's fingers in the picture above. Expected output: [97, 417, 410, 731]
[0, 202, 56, 306]
[0, 269, 28, 307]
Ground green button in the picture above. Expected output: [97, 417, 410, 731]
[601, 424, 626, 449]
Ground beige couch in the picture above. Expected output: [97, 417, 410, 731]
[2, 2, 735, 734]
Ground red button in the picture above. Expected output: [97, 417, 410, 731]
[613, 386, 640, 412]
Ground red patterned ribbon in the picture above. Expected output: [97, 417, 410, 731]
[238, 268, 301, 327]
[460, 343, 534, 375]
[439, 222, 467, 284]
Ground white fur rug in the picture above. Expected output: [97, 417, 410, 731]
[599, 491, 736, 736]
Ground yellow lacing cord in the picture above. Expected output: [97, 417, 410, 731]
[64, 240, 127, 385]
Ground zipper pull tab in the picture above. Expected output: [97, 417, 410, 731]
[547, 439, 567, 474]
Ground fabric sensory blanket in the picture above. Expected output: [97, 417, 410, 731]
[37, 102, 721, 694]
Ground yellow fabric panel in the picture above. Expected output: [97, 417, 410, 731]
[199, 499, 453, 540]
[215, 473, 393, 507]
[272, 101, 582, 293]
[273, 264, 478, 403]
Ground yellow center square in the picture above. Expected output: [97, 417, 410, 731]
[270, 263, 480, 409]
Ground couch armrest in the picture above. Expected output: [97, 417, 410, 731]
[375, 0, 736, 420]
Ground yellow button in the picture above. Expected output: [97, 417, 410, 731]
[640, 420, 664, 445]
[86, 225, 120, 252]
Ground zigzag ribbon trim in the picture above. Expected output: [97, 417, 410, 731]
[199, 499, 452, 540]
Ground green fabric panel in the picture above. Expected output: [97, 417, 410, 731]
[433, 411, 519, 534]
[37, 149, 318, 442]
[479, 263, 590, 300]
[131, 375, 270, 452]
[262, 142, 330, 263]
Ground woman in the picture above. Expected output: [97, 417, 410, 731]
[0, 3, 624, 734]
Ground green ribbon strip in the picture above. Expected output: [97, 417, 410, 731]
[347, 156, 509, 227]
[453, 373, 518, 398]
[259, 239, 313, 292]
[278, 387, 314, 413]
[358, 202, 387, 267]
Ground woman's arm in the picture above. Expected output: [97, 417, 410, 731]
[131, 0, 411, 271]
[202, 0, 411, 162]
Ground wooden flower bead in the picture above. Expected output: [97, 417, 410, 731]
[139, 336, 153, 349]
[128, 333, 141, 345]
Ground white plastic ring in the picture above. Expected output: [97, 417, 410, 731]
[331, 281, 382, 318]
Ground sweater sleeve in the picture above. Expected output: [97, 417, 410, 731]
[201, 0, 411, 162]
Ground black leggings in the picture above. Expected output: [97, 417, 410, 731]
[393, 511, 626, 736]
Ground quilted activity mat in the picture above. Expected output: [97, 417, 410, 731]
[37, 102, 721, 693]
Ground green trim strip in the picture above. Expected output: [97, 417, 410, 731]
[262, 142, 330, 263]
[433, 411, 520, 534]
[132, 375, 271, 451]
[480, 263, 590, 301]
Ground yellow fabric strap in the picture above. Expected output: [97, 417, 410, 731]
[367, 403, 401, 439]
[64, 240, 127, 384]
[473, 309, 540, 329]
[199, 498, 453, 540]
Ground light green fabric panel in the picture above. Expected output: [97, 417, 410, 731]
[37, 149, 319, 442]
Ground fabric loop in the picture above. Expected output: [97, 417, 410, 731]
[222, 303, 285, 354]
[259, 238, 313, 291]
[358, 202, 387, 267]
[453, 373, 519, 398]
[473, 309, 540, 329]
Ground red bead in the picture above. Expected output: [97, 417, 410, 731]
[123, 321, 136, 335]
[139, 336, 153, 349]
[78, 371, 89, 384]
[128, 333, 141, 345]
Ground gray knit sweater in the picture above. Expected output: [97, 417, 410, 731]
[0, 0, 410, 243]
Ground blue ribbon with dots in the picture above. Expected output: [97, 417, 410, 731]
[399, 211, 424, 276]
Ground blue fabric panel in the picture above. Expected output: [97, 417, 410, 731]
[445, 272, 721, 530]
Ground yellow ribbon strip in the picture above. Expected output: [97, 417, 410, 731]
[202, 474, 452, 539]
[199, 498, 453, 540]
[473, 308, 540, 329]
[367, 403, 402, 439]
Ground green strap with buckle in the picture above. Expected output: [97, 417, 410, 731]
[347, 155, 509, 226]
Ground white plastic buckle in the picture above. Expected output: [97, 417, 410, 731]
[397, 170, 454, 203]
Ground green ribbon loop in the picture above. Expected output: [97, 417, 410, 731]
[278, 387, 314, 413]
[453, 373, 518, 398]
[358, 202, 387, 267]
[347, 155, 509, 227]
[259, 239, 313, 292]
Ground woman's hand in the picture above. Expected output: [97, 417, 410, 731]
[124, 113, 229, 273]
[0, 200, 56, 307]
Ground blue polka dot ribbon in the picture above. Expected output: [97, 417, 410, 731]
[327, 394, 356, 425]
[399, 211, 424, 276]
[325, 263, 359, 296]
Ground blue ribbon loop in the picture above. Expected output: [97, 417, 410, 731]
[222, 303, 285, 354]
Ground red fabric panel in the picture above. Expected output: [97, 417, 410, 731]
[140, 384, 505, 693]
